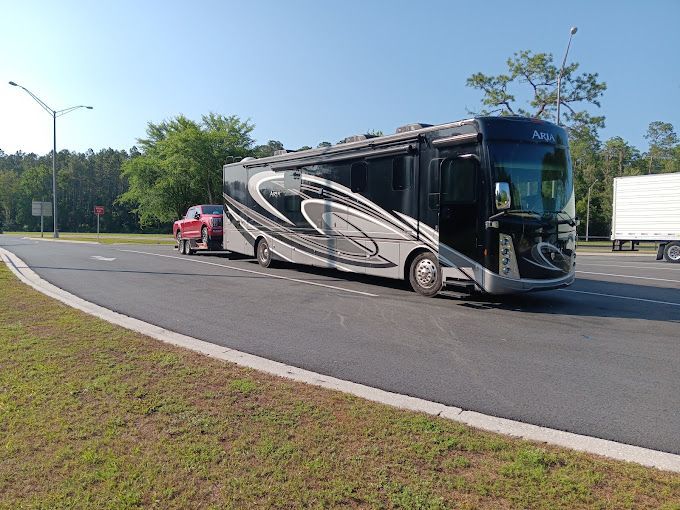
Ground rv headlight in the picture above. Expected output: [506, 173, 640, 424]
[498, 234, 520, 279]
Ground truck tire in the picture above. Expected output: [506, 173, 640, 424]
[176, 231, 182, 251]
[201, 226, 209, 245]
[408, 251, 442, 297]
[256, 238, 272, 268]
[663, 241, 680, 263]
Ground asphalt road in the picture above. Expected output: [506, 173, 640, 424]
[2, 234, 679, 454]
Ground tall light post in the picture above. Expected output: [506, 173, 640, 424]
[556, 26, 578, 126]
[9, 81, 93, 238]
[585, 179, 598, 242]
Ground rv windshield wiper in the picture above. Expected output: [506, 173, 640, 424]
[488, 209, 541, 221]
[544, 210, 578, 227]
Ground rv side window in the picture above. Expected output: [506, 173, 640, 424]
[392, 156, 413, 190]
[427, 159, 443, 210]
[441, 158, 477, 204]
[284, 195, 301, 212]
[351, 162, 367, 193]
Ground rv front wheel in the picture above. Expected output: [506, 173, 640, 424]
[664, 242, 680, 263]
[257, 239, 272, 268]
[409, 252, 442, 297]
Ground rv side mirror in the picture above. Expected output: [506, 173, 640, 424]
[495, 182, 511, 210]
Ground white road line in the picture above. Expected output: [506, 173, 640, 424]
[559, 289, 680, 307]
[118, 249, 379, 297]
[576, 271, 680, 284]
[22, 236, 98, 245]
[2, 246, 679, 473]
[91, 256, 116, 261]
[578, 262, 680, 272]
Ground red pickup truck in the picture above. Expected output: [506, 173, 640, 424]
[173, 204, 223, 255]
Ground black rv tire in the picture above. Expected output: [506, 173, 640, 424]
[663, 241, 680, 263]
[409, 251, 442, 297]
[256, 238, 272, 268]
[201, 226, 209, 245]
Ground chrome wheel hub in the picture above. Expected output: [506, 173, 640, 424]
[416, 259, 438, 288]
[668, 245, 680, 261]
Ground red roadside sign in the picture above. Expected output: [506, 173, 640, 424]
[94, 206, 105, 216]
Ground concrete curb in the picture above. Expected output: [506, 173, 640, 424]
[1, 246, 679, 473]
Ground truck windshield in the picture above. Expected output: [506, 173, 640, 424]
[490, 142, 575, 217]
[201, 205, 223, 215]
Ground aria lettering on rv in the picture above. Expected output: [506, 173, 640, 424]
[532, 130, 556, 143]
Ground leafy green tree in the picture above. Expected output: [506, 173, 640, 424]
[0, 169, 20, 229]
[253, 140, 284, 159]
[316, 141, 332, 148]
[466, 50, 607, 131]
[119, 114, 254, 226]
[644, 121, 678, 174]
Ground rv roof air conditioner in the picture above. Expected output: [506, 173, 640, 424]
[340, 134, 368, 144]
[395, 123, 432, 134]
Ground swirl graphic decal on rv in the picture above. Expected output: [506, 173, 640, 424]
[223, 170, 440, 273]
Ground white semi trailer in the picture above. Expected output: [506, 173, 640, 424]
[611, 172, 680, 262]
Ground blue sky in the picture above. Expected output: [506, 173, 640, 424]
[1, 0, 679, 156]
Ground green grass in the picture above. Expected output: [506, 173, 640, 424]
[0, 264, 679, 509]
[2, 231, 175, 245]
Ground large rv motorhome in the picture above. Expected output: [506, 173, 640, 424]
[222, 116, 577, 296]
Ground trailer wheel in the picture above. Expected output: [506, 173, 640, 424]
[408, 251, 442, 297]
[256, 238, 272, 268]
[663, 242, 680, 263]
[201, 226, 209, 245]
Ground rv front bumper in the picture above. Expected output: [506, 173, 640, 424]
[481, 269, 575, 295]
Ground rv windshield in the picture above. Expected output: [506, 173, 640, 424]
[490, 142, 574, 218]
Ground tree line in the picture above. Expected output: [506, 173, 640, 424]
[1, 49, 678, 236]
[0, 115, 329, 233]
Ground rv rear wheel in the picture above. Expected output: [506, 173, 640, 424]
[664, 242, 680, 263]
[257, 238, 272, 268]
[409, 252, 442, 297]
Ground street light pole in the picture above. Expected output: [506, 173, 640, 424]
[9, 81, 93, 238]
[556, 26, 578, 126]
[586, 179, 598, 242]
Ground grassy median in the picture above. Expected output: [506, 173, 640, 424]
[2, 232, 175, 245]
[0, 264, 678, 509]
